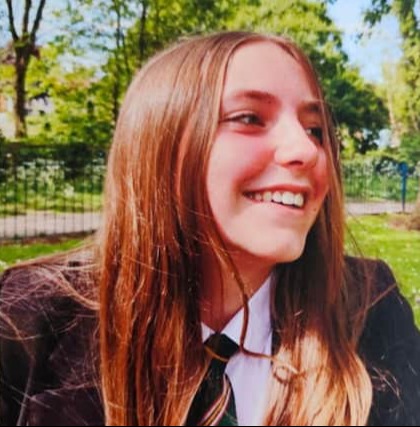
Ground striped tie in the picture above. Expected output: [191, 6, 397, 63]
[186, 333, 239, 426]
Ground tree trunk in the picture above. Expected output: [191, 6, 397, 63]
[112, 77, 120, 126]
[14, 51, 29, 139]
[5, 0, 47, 140]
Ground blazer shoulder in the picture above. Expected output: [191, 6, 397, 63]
[344, 256, 397, 298]
[348, 257, 420, 425]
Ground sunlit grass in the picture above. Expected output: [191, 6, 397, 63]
[0, 238, 84, 272]
[346, 214, 420, 326]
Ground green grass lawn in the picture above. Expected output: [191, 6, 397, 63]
[1, 215, 419, 326]
[0, 238, 83, 272]
[346, 214, 420, 326]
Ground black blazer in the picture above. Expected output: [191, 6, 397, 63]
[0, 257, 419, 426]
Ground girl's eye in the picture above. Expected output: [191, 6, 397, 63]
[306, 127, 323, 144]
[226, 113, 265, 127]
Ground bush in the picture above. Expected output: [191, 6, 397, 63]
[400, 133, 420, 168]
[0, 144, 106, 215]
[0, 129, 7, 146]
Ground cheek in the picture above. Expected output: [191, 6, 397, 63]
[208, 134, 272, 192]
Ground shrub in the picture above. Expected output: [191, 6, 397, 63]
[408, 164, 420, 231]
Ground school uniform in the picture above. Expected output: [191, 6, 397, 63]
[0, 256, 419, 426]
[201, 274, 272, 425]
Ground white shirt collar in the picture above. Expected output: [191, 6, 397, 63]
[201, 273, 273, 354]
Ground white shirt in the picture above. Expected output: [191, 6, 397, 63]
[201, 275, 273, 426]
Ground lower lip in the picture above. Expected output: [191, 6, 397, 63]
[244, 196, 306, 216]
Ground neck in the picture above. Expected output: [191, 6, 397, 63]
[199, 249, 272, 331]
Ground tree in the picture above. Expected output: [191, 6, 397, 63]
[3, 0, 48, 138]
[60, 0, 252, 127]
[1, 0, 389, 151]
[58, 0, 149, 126]
[21, 42, 114, 145]
[364, 0, 420, 136]
[364, 0, 420, 227]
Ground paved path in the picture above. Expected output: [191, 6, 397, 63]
[346, 202, 415, 216]
[0, 202, 416, 240]
[0, 211, 102, 240]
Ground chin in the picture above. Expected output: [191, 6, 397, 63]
[270, 243, 306, 264]
[237, 235, 308, 266]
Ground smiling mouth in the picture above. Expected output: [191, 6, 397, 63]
[243, 190, 306, 209]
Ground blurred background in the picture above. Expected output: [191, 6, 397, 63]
[0, 0, 419, 324]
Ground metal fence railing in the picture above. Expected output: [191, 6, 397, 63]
[0, 144, 419, 241]
[0, 144, 107, 241]
[343, 161, 419, 215]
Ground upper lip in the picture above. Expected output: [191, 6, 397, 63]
[244, 184, 312, 197]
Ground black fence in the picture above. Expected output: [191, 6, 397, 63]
[0, 144, 107, 241]
[343, 161, 419, 215]
[0, 144, 419, 241]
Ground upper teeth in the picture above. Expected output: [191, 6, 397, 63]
[248, 191, 305, 208]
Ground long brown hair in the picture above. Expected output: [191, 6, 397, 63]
[97, 32, 373, 425]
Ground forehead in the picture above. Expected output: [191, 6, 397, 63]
[223, 40, 316, 103]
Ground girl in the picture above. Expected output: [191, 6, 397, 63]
[1, 31, 419, 426]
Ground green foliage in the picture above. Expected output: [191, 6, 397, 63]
[0, 130, 7, 146]
[365, 0, 420, 135]
[363, 0, 392, 27]
[1, 0, 391, 152]
[325, 66, 388, 153]
[40, 70, 113, 145]
[20, 45, 114, 145]
[0, 61, 14, 93]
[400, 133, 420, 166]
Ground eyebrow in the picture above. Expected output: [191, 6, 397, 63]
[299, 100, 324, 115]
[223, 90, 279, 106]
[223, 90, 324, 115]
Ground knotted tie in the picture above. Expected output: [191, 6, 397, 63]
[186, 333, 239, 426]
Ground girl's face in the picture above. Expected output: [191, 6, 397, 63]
[207, 41, 329, 269]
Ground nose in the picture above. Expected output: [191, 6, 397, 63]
[272, 117, 320, 171]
